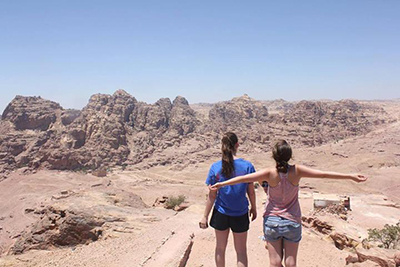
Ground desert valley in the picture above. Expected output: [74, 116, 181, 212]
[0, 90, 399, 266]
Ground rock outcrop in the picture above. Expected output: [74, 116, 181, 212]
[302, 216, 333, 234]
[330, 232, 359, 250]
[2, 96, 62, 131]
[209, 94, 269, 128]
[0, 91, 391, 178]
[283, 100, 387, 146]
[10, 207, 105, 255]
[61, 109, 81, 126]
[170, 96, 198, 135]
[346, 250, 397, 267]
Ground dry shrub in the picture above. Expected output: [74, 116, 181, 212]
[367, 221, 400, 249]
[165, 195, 186, 209]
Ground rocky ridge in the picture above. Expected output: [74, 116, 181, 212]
[0, 91, 391, 179]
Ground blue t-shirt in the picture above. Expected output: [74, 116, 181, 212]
[205, 158, 255, 216]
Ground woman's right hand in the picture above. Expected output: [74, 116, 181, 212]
[199, 216, 208, 229]
[351, 174, 368, 182]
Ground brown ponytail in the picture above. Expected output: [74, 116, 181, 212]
[272, 140, 292, 173]
[221, 132, 238, 178]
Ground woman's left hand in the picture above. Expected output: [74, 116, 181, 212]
[209, 183, 222, 191]
[351, 174, 368, 183]
[249, 207, 257, 221]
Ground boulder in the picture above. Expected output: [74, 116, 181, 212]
[329, 232, 359, 250]
[10, 207, 105, 255]
[92, 168, 107, 177]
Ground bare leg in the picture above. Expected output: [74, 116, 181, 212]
[232, 231, 248, 267]
[215, 229, 229, 267]
[266, 239, 283, 267]
[284, 240, 299, 267]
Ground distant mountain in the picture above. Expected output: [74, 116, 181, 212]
[0, 90, 391, 180]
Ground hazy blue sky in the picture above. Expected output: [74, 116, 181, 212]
[1, 1, 399, 112]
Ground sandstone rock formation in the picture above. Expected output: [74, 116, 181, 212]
[302, 216, 333, 234]
[10, 206, 105, 255]
[346, 250, 397, 267]
[209, 94, 269, 128]
[262, 99, 294, 114]
[330, 232, 359, 250]
[8, 184, 148, 255]
[2, 96, 62, 131]
[0, 91, 391, 179]
[283, 99, 387, 146]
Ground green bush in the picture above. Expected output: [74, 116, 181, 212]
[165, 195, 186, 209]
[367, 221, 400, 249]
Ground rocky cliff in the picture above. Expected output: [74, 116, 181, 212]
[0, 91, 390, 179]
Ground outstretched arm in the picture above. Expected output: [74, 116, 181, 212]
[199, 188, 217, 229]
[210, 169, 271, 190]
[296, 165, 367, 182]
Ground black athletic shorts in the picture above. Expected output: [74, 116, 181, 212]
[210, 208, 250, 233]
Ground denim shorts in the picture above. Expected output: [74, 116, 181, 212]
[263, 216, 302, 243]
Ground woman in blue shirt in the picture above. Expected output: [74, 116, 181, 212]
[199, 132, 257, 267]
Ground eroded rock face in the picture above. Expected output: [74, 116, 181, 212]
[329, 232, 359, 250]
[283, 100, 387, 146]
[346, 250, 396, 267]
[302, 216, 333, 234]
[0, 91, 204, 174]
[45, 90, 138, 169]
[7, 187, 148, 255]
[61, 109, 81, 126]
[130, 99, 171, 132]
[81, 90, 135, 147]
[0, 92, 391, 177]
[209, 94, 269, 127]
[205, 96, 389, 150]
[170, 96, 198, 135]
[10, 207, 105, 255]
[104, 188, 149, 209]
[2, 96, 62, 131]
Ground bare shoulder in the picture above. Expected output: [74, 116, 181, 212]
[259, 168, 272, 174]
[294, 164, 313, 174]
[257, 168, 274, 182]
[261, 168, 274, 176]
[294, 164, 305, 171]
[245, 168, 272, 183]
